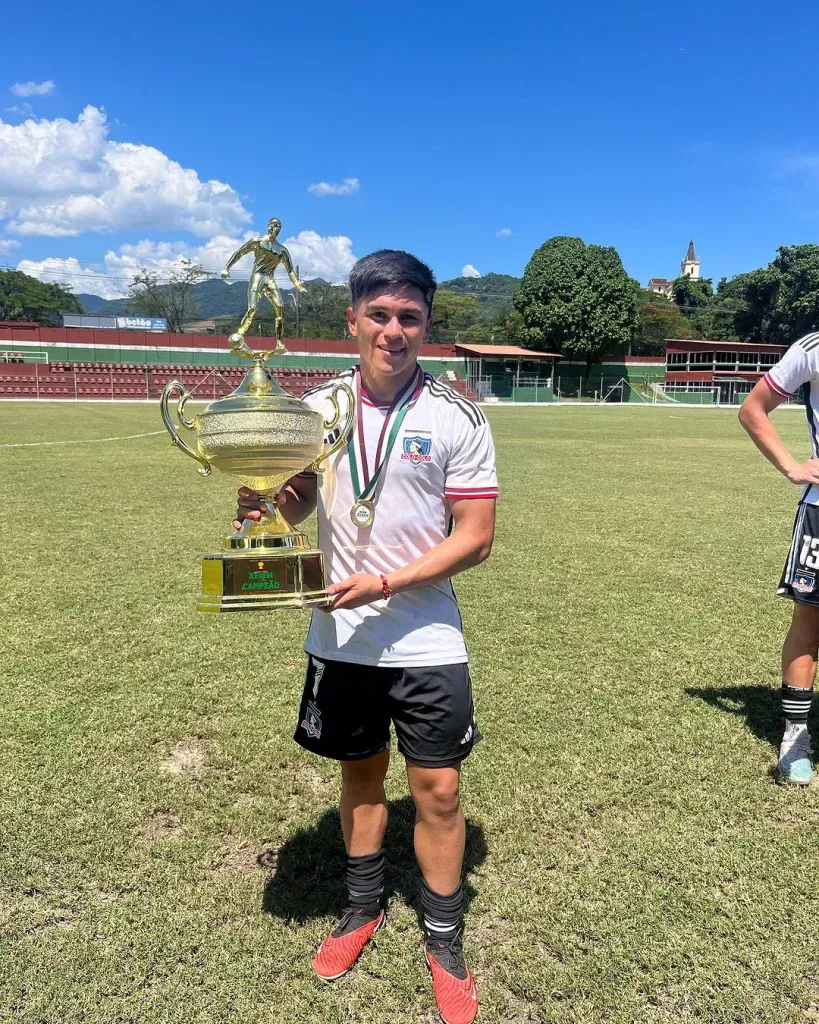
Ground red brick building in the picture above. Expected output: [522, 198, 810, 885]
[665, 338, 788, 403]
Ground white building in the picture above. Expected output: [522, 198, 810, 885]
[647, 240, 701, 297]
[680, 239, 700, 280]
[647, 277, 673, 299]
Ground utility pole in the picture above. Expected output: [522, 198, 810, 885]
[289, 289, 301, 339]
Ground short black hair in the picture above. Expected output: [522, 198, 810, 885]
[349, 249, 436, 314]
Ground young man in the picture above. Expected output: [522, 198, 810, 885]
[235, 251, 497, 1023]
[739, 333, 819, 785]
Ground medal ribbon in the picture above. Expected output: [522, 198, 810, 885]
[348, 368, 420, 503]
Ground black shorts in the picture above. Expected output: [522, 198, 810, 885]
[779, 502, 819, 605]
[293, 655, 481, 769]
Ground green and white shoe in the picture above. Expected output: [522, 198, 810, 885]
[778, 723, 813, 786]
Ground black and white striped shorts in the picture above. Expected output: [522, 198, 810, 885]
[778, 502, 819, 605]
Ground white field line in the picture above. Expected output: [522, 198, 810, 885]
[0, 430, 166, 449]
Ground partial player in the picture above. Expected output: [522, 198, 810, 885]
[739, 333, 819, 784]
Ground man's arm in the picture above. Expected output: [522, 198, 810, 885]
[325, 498, 496, 612]
[738, 378, 819, 485]
[221, 239, 257, 278]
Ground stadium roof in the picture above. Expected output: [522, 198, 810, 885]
[454, 344, 561, 358]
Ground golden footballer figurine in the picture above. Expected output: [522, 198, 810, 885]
[221, 217, 305, 350]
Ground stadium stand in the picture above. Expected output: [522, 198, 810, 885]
[0, 361, 480, 402]
[0, 324, 481, 402]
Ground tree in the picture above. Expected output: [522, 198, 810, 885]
[0, 268, 85, 325]
[429, 291, 481, 344]
[297, 280, 350, 339]
[760, 245, 819, 342]
[514, 236, 638, 374]
[496, 307, 526, 345]
[458, 322, 496, 344]
[634, 294, 694, 354]
[697, 246, 819, 343]
[436, 272, 521, 322]
[129, 259, 208, 333]
[671, 275, 713, 310]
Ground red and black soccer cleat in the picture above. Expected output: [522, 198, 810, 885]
[425, 933, 479, 1024]
[313, 908, 386, 981]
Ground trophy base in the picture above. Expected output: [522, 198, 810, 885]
[197, 547, 331, 613]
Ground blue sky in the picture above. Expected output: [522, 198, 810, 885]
[2, 0, 819, 298]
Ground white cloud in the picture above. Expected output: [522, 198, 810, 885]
[16, 256, 126, 300]
[0, 238, 20, 256]
[10, 80, 55, 98]
[461, 264, 481, 278]
[17, 229, 357, 299]
[307, 177, 360, 197]
[0, 105, 252, 237]
[496, 227, 513, 237]
[282, 230, 356, 282]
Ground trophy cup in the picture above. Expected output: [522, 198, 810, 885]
[160, 338, 353, 613]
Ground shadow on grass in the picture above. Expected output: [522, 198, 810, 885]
[685, 683, 780, 749]
[262, 795, 487, 923]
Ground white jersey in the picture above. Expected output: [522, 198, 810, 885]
[766, 332, 819, 504]
[298, 366, 498, 667]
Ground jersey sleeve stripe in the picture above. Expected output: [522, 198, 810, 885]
[445, 489, 499, 499]
[764, 371, 792, 398]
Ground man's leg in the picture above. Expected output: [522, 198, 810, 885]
[292, 656, 392, 980]
[407, 762, 478, 1023]
[405, 762, 464, 895]
[235, 277, 262, 337]
[779, 602, 819, 784]
[341, 749, 390, 856]
[263, 283, 285, 349]
[313, 751, 390, 980]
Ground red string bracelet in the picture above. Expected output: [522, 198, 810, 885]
[380, 574, 392, 600]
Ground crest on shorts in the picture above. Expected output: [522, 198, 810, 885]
[401, 434, 432, 463]
[793, 571, 816, 594]
[301, 701, 323, 739]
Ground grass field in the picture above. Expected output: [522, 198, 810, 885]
[2, 401, 819, 1024]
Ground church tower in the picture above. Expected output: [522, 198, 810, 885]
[681, 239, 700, 280]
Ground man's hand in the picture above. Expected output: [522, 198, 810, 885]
[233, 486, 267, 529]
[323, 573, 384, 612]
[786, 459, 819, 486]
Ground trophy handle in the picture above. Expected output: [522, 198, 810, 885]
[160, 380, 212, 477]
[312, 381, 355, 474]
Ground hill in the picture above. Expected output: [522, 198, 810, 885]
[76, 293, 131, 315]
[76, 279, 250, 319]
[76, 273, 521, 322]
[437, 272, 520, 320]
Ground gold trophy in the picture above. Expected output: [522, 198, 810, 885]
[160, 224, 353, 612]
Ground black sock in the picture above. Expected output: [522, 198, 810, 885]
[346, 850, 385, 915]
[782, 684, 813, 725]
[422, 880, 463, 943]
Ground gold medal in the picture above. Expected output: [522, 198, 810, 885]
[351, 499, 375, 528]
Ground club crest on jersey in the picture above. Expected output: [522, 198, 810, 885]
[300, 702, 323, 739]
[793, 571, 817, 594]
[401, 434, 432, 463]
